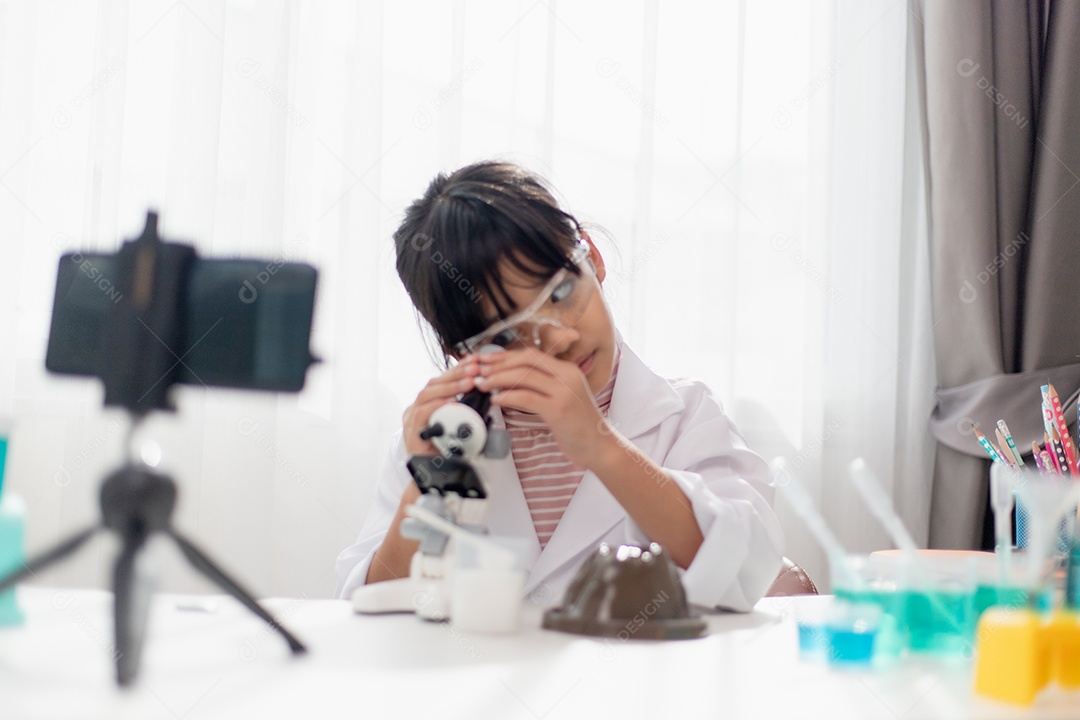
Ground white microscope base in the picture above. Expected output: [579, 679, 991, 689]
[350, 577, 419, 614]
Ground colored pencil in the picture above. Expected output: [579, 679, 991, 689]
[995, 428, 1016, 467]
[974, 428, 1005, 464]
[1046, 385, 1078, 475]
[1041, 386, 1057, 443]
[1045, 432, 1063, 474]
[997, 420, 1025, 467]
[1051, 426, 1071, 476]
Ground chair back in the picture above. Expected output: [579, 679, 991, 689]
[766, 557, 818, 596]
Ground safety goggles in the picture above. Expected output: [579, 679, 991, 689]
[454, 240, 595, 355]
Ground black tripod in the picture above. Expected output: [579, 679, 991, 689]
[1, 212, 316, 685]
[0, 429, 307, 685]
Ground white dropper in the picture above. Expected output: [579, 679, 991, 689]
[772, 458, 857, 588]
[988, 463, 1015, 586]
[847, 458, 919, 558]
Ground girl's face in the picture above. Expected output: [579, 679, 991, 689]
[472, 236, 616, 396]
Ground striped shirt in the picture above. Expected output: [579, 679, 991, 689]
[501, 351, 620, 550]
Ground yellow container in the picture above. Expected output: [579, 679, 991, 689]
[973, 607, 1049, 706]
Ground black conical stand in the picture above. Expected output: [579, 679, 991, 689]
[0, 459, 307, 686]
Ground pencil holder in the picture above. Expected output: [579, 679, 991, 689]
[1016, 489, 1077, 555]
[1015, 495, 1029, 549]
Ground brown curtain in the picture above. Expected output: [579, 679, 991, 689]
[914, 0, 1080, 549]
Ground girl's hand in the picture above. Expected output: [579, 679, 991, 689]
[476, 347, 705, 571]
[476, 347, 616, 468]
[401, 354, 481, 456]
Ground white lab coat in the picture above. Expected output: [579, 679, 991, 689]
[334, 339, 784, 611]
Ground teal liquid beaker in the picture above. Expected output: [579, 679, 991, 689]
[972, 549, 1054, 618]
[838, 553, 980, 659]
[0, 425, 24, 626]
[824, 601, 881, 665]
[900, 555, 977, 657]
[831, 555, 905, 662]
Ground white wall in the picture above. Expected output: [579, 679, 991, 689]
[0, 0, 924, 601]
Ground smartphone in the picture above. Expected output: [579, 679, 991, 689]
[45, 252, 318, 392]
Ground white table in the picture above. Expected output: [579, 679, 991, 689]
[0, 587, 1074, 720]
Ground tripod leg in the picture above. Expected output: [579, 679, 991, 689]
[0, 526, 99, 593]
[168, 530, 307, 655]
[113, 539, 152, 687]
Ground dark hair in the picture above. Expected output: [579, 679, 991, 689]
[393, 161, 583, 362]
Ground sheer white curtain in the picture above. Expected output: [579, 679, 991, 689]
[0, 0, 927, 597]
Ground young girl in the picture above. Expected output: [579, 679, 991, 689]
[335, 161, 783, 611]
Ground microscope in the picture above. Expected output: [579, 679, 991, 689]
[351, 348, 523, 628]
